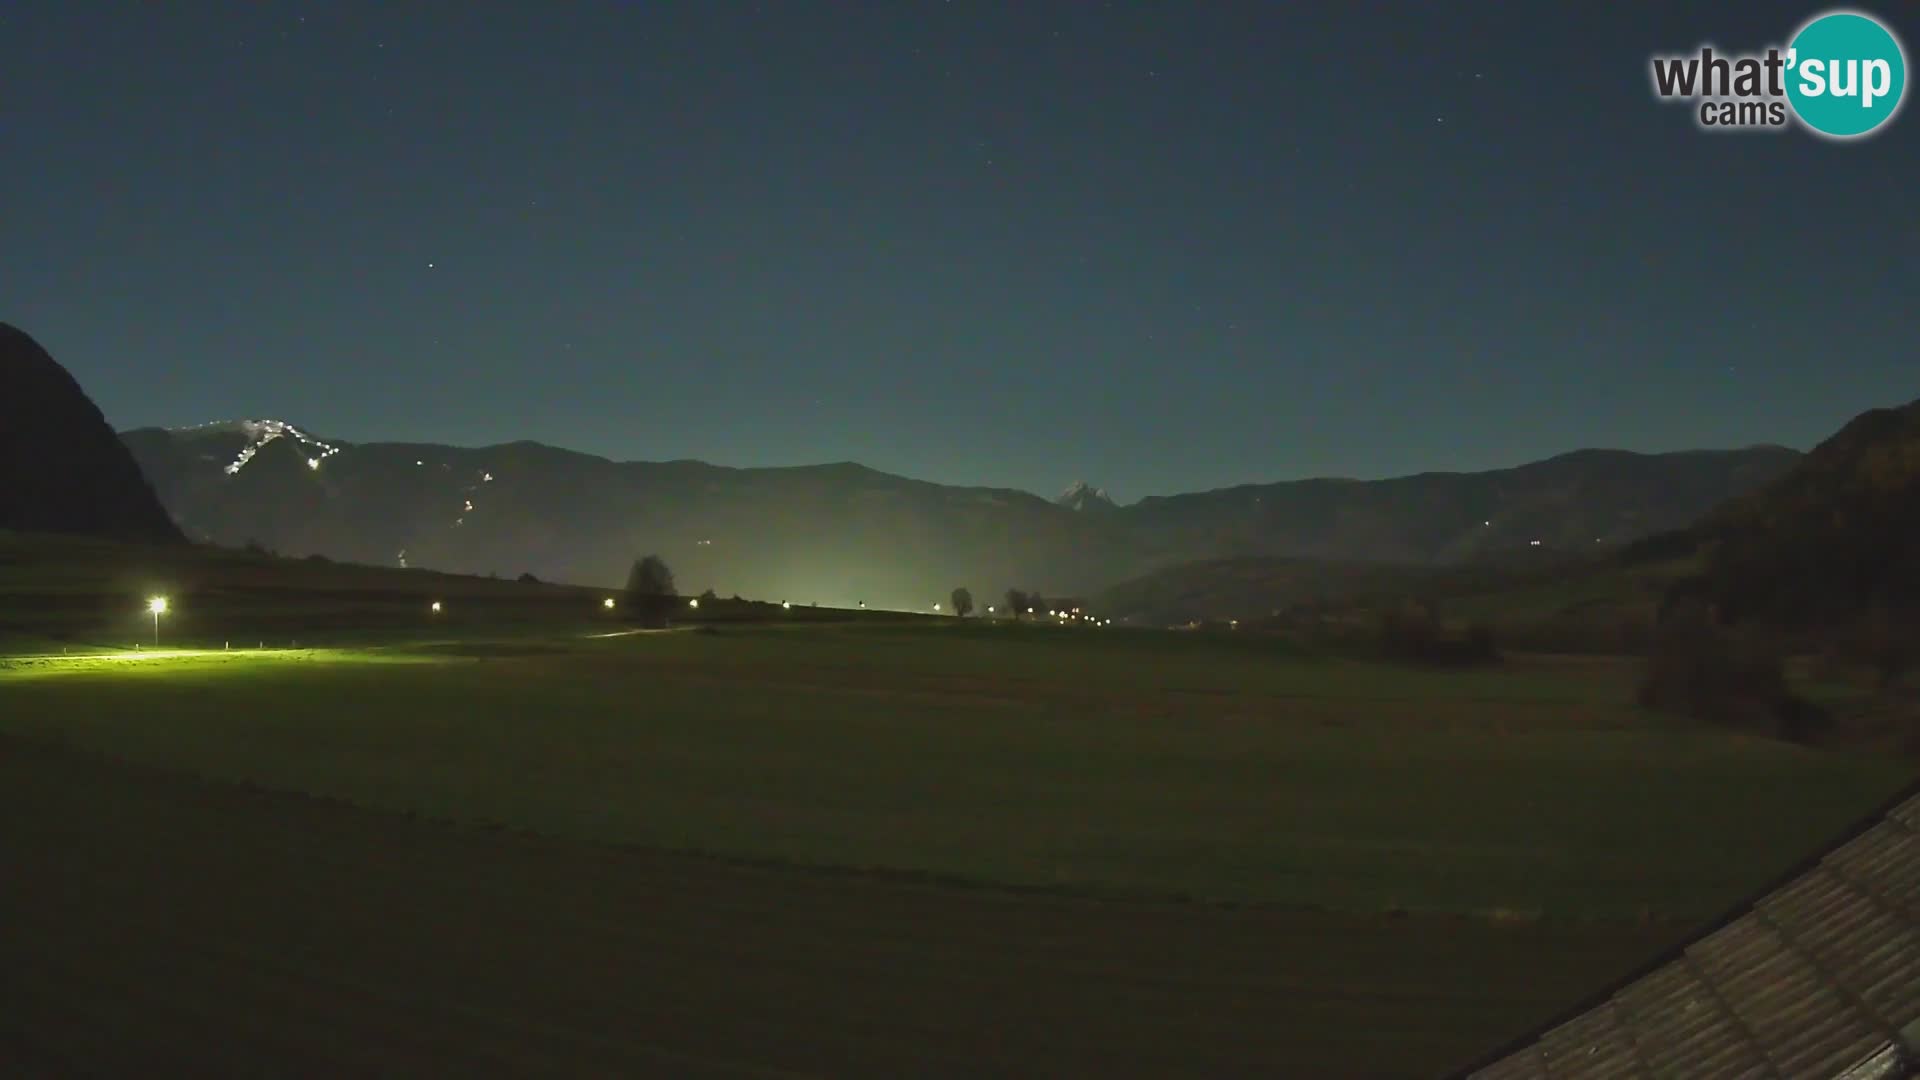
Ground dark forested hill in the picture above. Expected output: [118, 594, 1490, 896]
[1682, 397, 1920, 628]
[0, 324, 181, 544]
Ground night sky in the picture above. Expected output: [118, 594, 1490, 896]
[4, 2, 1914, 501]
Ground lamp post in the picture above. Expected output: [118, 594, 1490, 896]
[147, 596, 168, 647]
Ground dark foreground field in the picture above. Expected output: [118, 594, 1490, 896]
[2, 607, 1913, 1076]
[0, 735, 1680, 1077]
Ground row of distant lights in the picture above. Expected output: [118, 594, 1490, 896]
[422, 596, 803, 614]
[410, 462, 494, 484]
[168, 592, 1094, 629]
[406, 464, 495, 526]
[220, 420, 340, 476]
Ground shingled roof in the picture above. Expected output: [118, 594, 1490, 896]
[1455, 784, 1920, 1080]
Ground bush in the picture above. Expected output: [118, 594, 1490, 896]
[517, 572, 540, 584]
[1377, 599, 1499, 666]
[1850, 603, 1915, 690]
[1637, 605, 1825, 741]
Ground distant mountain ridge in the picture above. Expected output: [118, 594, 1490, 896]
[0, 324, 182, 544]
[120, 418, 1801, 608]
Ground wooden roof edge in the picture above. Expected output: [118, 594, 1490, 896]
[1447, 776, 1920, 1080]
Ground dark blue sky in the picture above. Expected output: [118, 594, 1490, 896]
[4, 2, 1914, 500]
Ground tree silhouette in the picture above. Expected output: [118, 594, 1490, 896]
[950, 587, 974, 618]
[625, 555, 677, 627]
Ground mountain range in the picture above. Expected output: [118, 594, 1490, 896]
[0, 320, 1823, 611]
[117, 419, 1800, 610]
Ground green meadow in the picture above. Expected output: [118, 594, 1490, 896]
[5, 621, 1907, 919]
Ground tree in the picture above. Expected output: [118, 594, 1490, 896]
[518, 571, 541, 584]
[625, 555, 677, 628]
[699, 587, 718, 603]
[950, 587, 974, 618]
[1005, 589, 1029, 617]
[1637, 603, 1823, 741]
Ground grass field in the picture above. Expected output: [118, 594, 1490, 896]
[4, 622, 1909, 919]
[4, 537, 1915, 1075]
[0, 734, 1684, 1077]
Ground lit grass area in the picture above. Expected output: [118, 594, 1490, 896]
[3, 622, 1910, 919]
[0, 645, 446, 677]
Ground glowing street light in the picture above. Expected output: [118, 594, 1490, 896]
[147, 596, 169, 647]
[603, 597, 616, 610]
[782, 601, 791, 610]
[430, 600, 443, 613]
[933, 602, 942, 611]
[688, 597, 700, 609]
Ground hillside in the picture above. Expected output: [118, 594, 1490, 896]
[0, 324, 182, 544]
[1087, 448, 1797, 624]
[1121, 447, 1800, 565]
[121, 423, 1800, 609]
[1682, 397, 1920, 628]
[1094, 557, 1449, 624]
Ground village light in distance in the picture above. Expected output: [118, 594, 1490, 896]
[688, 598, 699, 609]
[603, 597, 616, 610]
[430, 600, 443, 613]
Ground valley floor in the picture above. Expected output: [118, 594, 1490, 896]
[1, 622, 1911, 1076]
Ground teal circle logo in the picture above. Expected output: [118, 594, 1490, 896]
[1786, 10, 1907, 138]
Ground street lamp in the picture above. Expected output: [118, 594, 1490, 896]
[147, 596, 168, 647]
[430, 600, 443, 613]
[688, 597, 699, 609]
[603, 597, 616, 610]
